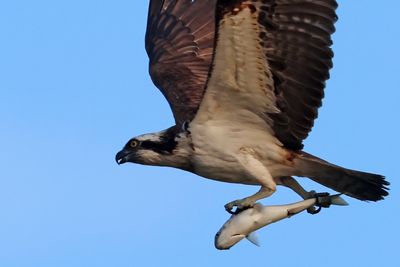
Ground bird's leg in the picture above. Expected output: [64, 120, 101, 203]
[225, 149, 276, 214]
[225, 186, 276, 214]
[276, 176, 314, 199]
[275, 176, 321, 214]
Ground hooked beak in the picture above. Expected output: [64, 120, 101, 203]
[115, 149, 130, 165]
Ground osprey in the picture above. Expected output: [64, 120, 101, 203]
[116, 0, 389, 213]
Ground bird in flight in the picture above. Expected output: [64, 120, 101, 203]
[116, 0, 389, 214]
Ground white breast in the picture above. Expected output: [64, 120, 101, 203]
[190, 119, 292, 184]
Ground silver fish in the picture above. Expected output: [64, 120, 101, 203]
[215, 194, 348, 250]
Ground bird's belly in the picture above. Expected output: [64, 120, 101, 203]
[189, 121, 291, 185]
[191, 153, 258, 184]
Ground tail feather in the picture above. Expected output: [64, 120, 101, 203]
[295, 152, 389, 201]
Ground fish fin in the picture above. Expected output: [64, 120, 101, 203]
[330, 194, 349, 206]
[246, 232, 260, 247]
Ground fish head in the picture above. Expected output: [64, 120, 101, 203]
[214, 204, 263, 250]
[215, 230, 246, 250]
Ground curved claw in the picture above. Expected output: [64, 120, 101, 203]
[225, 206, 241, 215]
[307, 192, 331, 215]
[224, 200, 253, 215]
[307, 205, 322, 214]
[225, 203, 245, 215]
[224, 202, 236, 214]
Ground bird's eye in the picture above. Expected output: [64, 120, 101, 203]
[130, 140, 139, 148]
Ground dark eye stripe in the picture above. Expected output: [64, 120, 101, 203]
[140, 139, 177, 154]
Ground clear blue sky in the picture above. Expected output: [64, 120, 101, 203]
[1, 1, 399, 266]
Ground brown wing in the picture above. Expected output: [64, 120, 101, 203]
[145, 0, 217, 126]
[218, 0, 337, 150]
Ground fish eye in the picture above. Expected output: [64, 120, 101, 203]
[130, 140, 139, 148]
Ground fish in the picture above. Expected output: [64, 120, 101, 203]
[215, 193, 348, 250]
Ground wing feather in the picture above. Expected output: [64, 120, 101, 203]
[216, 0, 338, 149]
[145, 0, 217, 125]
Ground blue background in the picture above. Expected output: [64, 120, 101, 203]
[1, 1, 399, 266]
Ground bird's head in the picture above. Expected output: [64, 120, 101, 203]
[115, 126, 192, 169]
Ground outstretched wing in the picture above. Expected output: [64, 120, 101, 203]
[210, 0, 337, 150]
[145, 0, 217, 126]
